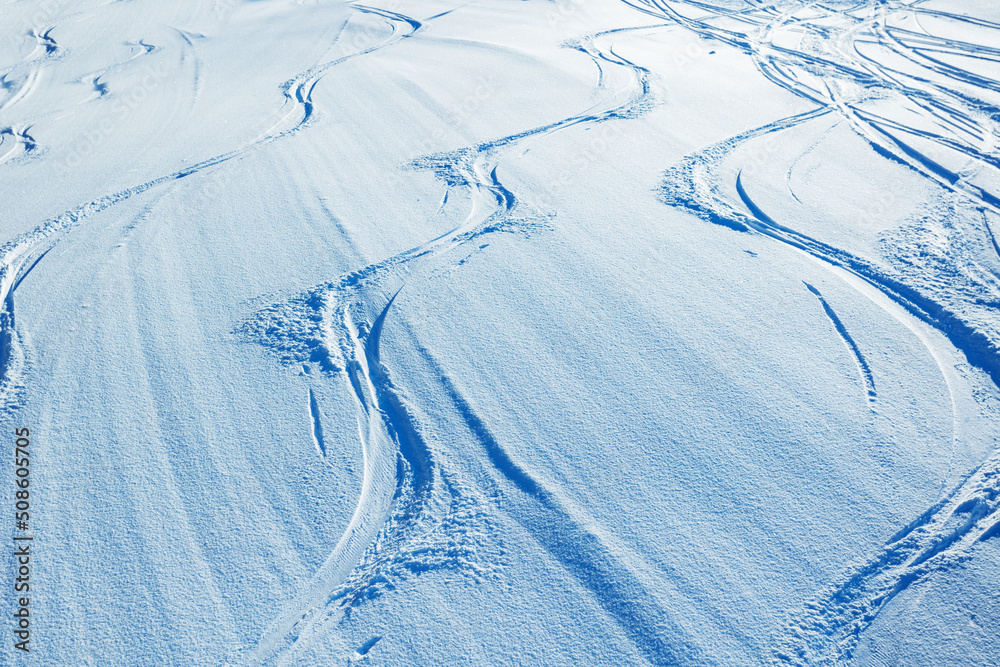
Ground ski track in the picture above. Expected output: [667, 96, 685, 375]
[71, 36, 160, 104]
[308, 388, 327, 457]
[415, 344, 708, 667]
[0, 246, 50, 420]
[240, 24, 702, 667]
[0, 25, 62, 110]
[802, 281, 877, 405]
[175, 29, 205, 110]
[6, 0, 1000, 664]
[0, 1, 418, 418]
[32, 27, 59, 58]
[632, 0, 1000, 663]
[772, 455, 1000, 666]
[0, 66, 43, 113]
[0, 126, 36, 166]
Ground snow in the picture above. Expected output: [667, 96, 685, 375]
[2, 0, 1000, 665]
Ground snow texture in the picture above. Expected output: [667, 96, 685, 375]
[2, 0, 1000, 665]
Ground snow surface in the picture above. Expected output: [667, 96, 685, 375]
[2, 0, 1000, 665]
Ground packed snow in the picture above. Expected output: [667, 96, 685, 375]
[2, 0, 1000, 665]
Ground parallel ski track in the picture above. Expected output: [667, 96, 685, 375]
[624, 0, 1000, 663]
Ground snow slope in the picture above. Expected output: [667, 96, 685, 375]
[2, 0, 1000, 665]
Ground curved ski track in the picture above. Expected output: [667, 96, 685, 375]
[0, 3, 419, 418]
[10, 1, 1000, 664]
[240, 24, 708, 667]
[626, 0, 1000, 663]
[802, 281, 877, 405]
[0, 126, 36, 166]
[0, 25, 63, 119]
